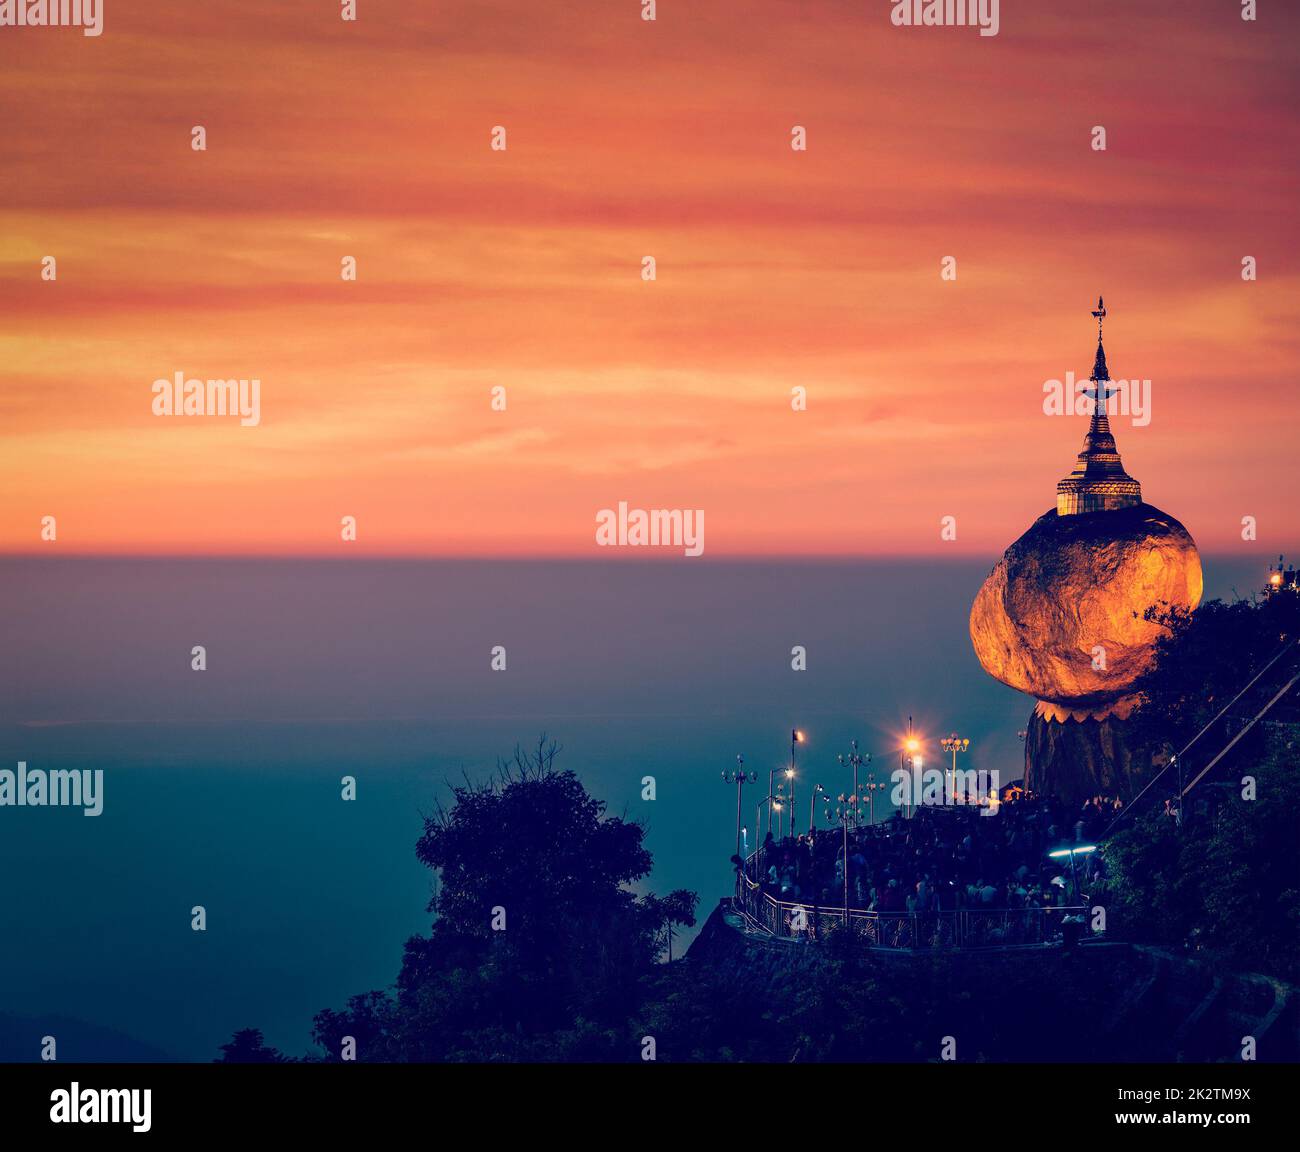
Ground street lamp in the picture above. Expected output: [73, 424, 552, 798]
[766, 762, 775, 842]
[808, 782, 826, 832]
[940, 734, 971, 803]
[900, 716, 922, 818]
[1048, 844, 1097, 902]
[837, 740, 872, 830]
[788, 728, 805, 836]
[862, 773, 887, 826]
[825, 798, 853, 925]
[721, 755, 759, 862]
[755, 796, 775, 878]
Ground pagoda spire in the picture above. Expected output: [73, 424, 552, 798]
[1055, 297, 1142, 516]
[1091, 296, 1109, 384]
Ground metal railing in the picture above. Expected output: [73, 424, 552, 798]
[1104, 637, 1300, 836]
[735, 860, 1086, 951]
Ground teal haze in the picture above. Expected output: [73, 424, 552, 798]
[0, 556, 1262, 1059]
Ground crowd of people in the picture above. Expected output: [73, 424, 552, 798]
[751, 793, 1119, 914]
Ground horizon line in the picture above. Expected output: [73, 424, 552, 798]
[0, 548, 1284, 564]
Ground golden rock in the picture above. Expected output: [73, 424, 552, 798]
[969, 502, 1202, 713]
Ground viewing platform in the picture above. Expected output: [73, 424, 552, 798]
[734, 861, 1088, 952]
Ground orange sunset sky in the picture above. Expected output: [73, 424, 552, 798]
[1, 0, 1297, 557]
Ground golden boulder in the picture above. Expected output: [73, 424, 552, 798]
[969, 503, 1202, 718]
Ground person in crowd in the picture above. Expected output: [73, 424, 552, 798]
[749, 791, 1113, 918]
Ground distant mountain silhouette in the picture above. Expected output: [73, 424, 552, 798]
[0, 1012, 174, 1063]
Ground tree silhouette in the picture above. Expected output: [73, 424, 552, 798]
[296, 738, 699, 1061]
[641, 888, 699, 961]
[215, 1028, 291, 1064]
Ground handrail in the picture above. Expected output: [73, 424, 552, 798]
[1104, 637, 1299, 836]
[735, 867, 1087, 950]
[742, 882, 1085, 924]
[1180, 671, 1300, 796]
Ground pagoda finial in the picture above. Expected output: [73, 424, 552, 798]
[1089, 295, 1109, 382]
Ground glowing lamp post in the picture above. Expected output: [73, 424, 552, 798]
[900, 717, 923, 818]
[1048, 844, 1097, 902]
[941, 734, 971, 803]
[788, 728, 805, 836]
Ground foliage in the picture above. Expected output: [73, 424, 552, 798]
[1108, 588, 1300, 981]
[1105, 743, 1300, 981]
[1131, 588, 1300, 754]
[634, 933, 1149, 1062]
[215, 1028, 292, 1064]
[289, 739, 696, 1062]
